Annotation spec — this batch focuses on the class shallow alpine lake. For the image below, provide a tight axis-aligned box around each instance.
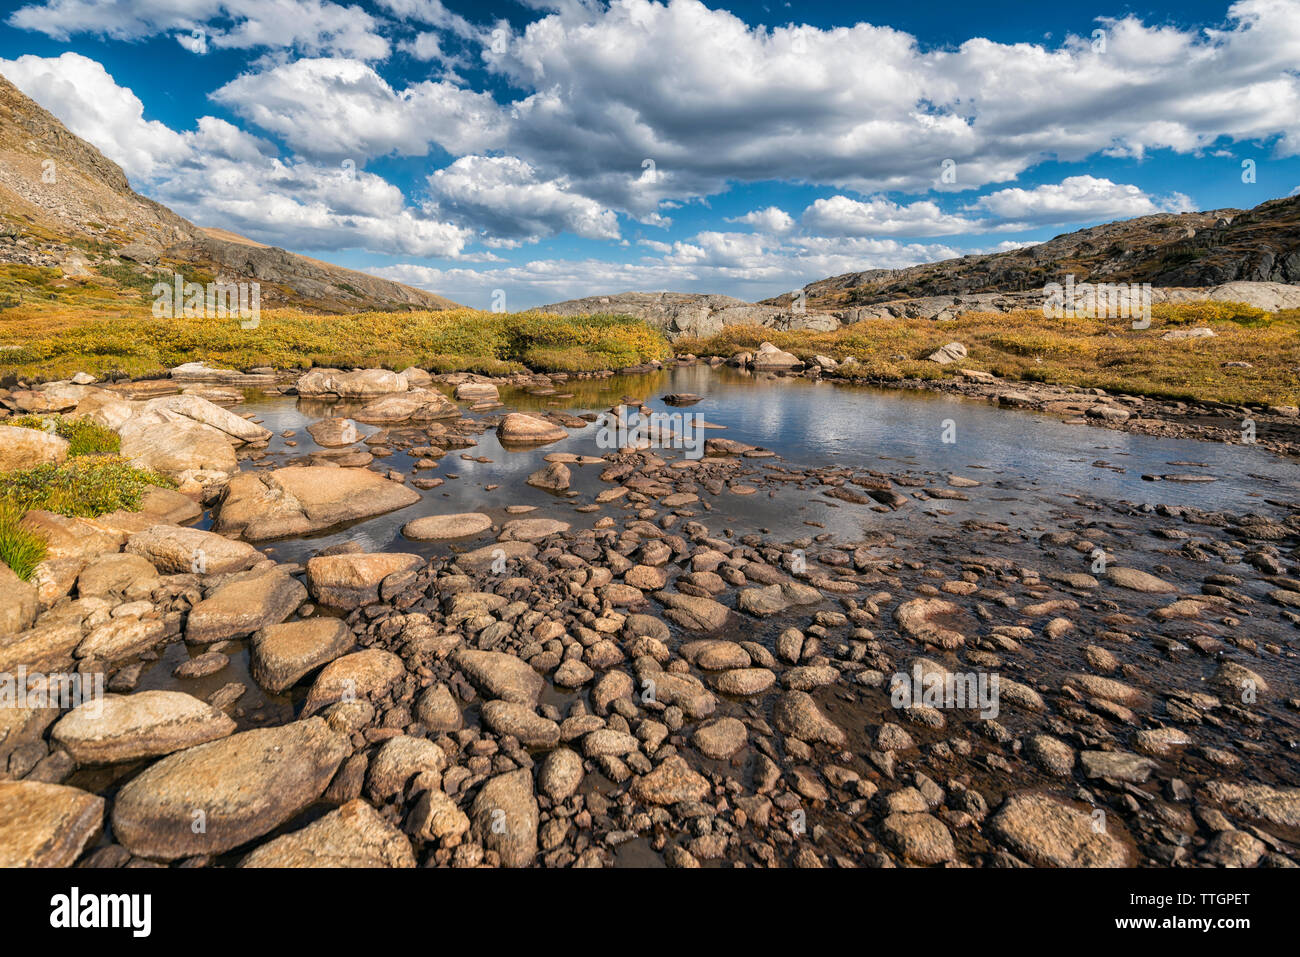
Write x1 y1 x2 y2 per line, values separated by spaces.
214 364 1299 567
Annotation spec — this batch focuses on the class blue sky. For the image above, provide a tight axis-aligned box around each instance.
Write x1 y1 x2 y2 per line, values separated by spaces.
1 0 1298 308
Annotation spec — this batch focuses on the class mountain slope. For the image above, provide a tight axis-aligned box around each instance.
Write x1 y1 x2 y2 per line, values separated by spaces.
770 195 1300 310
0 73 460 312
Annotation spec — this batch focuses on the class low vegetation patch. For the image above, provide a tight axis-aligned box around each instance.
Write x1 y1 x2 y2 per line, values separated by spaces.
677 302 1300 407
8 415 121 456
0 281 672 379
0 502 47 582
0 456 176 518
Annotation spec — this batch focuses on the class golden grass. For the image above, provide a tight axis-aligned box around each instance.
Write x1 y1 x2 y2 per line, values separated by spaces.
677 304 1300 407
0 271 672 379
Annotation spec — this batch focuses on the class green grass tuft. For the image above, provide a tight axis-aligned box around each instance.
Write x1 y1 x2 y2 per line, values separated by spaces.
0 503 47 582
0 456 176 518
8 415 121 456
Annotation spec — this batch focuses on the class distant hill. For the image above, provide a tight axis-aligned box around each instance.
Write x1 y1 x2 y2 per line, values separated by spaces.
0 72 461 313
768 195 1300 310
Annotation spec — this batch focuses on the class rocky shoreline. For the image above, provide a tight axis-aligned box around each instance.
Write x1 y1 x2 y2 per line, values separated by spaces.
2 358 1298 869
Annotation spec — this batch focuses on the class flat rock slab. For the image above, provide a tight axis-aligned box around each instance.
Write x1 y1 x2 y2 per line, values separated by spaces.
498 518 571 542
402 512 493 540
186 570 306 644
239 799 415 868
216 466 421 541
306 552 423 609
52 690 235 765
111 717 349 860
0 781 104 867
251 618 355 693
1105 566 1177 593
657 593 730 631
126 524 262 575
454 540 537 573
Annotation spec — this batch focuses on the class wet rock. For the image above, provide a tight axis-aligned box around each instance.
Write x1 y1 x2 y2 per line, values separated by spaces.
737 581 822 617
240 799 415 868
51 691 235 765
708 667 776 696
0 781 104 867
1080 750 1156 784
1212 660 1269 700
456 540 537 573
111 718 349 860
988 792 1129 867
658 593 730 631
1201 782 1300 829
1199 829 1265 868
773 691 846 746
1105 566 1176 593
894 598 966 648
250 618 355 693
691 717 747 758
631 754 711 805
1024 735 1075 777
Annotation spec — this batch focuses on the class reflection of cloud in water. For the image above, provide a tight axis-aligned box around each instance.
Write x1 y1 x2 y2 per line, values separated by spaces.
239 364 1299 566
